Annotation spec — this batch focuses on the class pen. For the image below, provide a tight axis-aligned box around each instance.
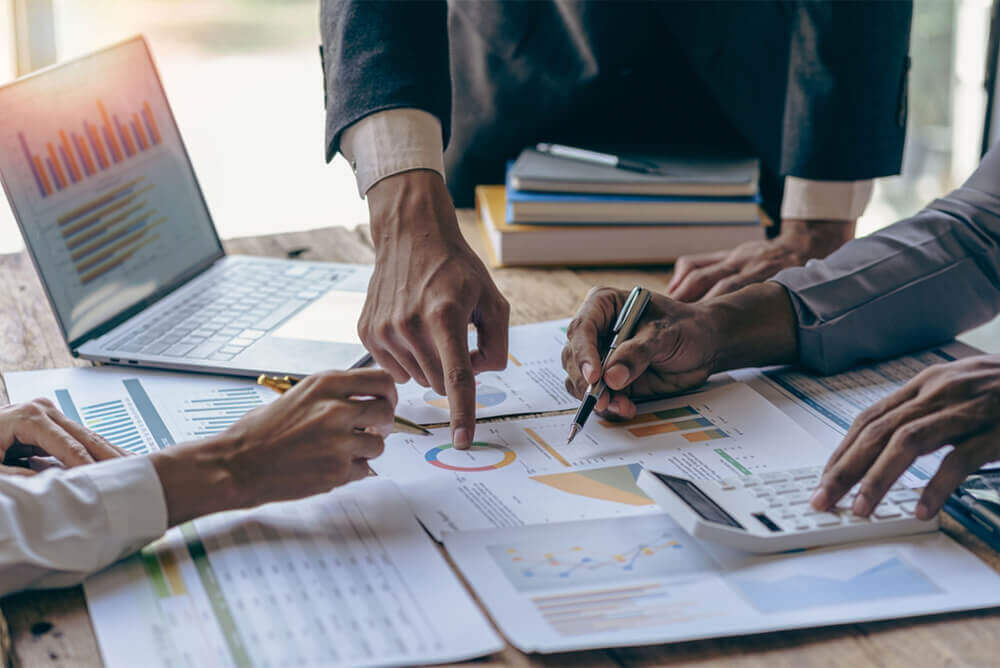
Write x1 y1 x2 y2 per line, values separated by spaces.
566 286 652 444
256 375 431 436
535 143 662 175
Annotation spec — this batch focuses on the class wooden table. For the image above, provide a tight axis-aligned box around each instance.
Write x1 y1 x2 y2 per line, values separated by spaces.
2 211 1000 667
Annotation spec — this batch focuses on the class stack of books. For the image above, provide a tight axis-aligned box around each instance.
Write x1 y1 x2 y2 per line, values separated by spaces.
476 147 765 266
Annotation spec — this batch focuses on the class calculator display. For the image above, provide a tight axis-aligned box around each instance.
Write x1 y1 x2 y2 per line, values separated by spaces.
654 472 744 529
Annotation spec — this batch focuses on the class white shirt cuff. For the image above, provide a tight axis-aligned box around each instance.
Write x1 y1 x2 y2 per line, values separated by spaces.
340 108 446 196
78 455 169 561
781 176 875 221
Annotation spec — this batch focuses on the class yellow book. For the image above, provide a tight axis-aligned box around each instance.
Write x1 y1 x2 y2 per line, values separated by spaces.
475 186 765 268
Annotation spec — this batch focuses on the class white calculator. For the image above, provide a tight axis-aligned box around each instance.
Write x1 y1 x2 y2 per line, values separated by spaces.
637 465 940 554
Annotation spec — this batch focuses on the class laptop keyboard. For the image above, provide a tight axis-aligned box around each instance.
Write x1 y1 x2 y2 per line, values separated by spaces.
105 261 343 361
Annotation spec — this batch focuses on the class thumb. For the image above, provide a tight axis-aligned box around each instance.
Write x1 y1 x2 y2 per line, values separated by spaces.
603 335 658 391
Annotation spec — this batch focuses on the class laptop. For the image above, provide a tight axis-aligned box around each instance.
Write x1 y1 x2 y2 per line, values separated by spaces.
0 36 372 377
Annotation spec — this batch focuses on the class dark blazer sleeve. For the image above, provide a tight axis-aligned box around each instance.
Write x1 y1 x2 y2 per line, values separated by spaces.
780 1 912 179
319 0 451 162
772 142 1000 375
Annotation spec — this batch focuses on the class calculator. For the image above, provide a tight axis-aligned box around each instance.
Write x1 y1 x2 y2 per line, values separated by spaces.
636 465 940 553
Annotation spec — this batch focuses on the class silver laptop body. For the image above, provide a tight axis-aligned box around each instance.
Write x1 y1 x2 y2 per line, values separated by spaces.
0 36 370 377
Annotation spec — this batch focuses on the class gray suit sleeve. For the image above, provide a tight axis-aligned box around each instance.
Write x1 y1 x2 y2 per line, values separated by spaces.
772 142 1000 375
320 0 451 162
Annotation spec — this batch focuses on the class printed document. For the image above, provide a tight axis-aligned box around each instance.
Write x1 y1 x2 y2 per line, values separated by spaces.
445 514 1000 653
372 382 833 539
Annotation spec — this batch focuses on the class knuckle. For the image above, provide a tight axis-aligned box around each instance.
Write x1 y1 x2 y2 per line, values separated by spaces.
396 311 422 336
446 365 474 387
374 321 395 341
428 300 459 325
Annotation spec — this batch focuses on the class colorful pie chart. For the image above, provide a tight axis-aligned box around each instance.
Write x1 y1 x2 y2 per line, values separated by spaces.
425 442 517 472
424 384 507 410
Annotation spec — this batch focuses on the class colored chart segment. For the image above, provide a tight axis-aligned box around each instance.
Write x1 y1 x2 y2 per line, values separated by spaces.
18 99 162 198
424 383 507 410
728 556 940 614
531 464 653 506
601 403 729 442
426 442 517 472
486 519 714 592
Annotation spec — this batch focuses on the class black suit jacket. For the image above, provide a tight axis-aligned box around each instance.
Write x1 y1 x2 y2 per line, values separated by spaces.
320 1 912 217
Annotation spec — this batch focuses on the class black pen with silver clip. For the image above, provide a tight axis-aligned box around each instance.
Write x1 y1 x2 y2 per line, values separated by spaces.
566 286 652 444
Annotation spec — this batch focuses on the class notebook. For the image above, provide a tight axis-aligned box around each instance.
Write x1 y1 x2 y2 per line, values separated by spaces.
509 148 760 197
476 186 765 267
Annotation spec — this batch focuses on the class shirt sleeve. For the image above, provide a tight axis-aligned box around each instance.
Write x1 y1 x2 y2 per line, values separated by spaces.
340 108 446 196
772 143 1000 375
0 456 168 596
780 177 875 221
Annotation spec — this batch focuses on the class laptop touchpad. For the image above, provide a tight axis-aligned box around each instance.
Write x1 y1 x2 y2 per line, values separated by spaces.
271 290 365 345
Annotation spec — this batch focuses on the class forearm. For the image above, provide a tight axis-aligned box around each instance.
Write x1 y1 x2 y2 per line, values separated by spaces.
150 436 244 527
0 457 166 595
707 282 799 373
368 170 463 255
772 146 1000 374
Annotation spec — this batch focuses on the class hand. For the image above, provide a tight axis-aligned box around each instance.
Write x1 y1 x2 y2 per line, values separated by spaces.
666 219 855 302
151 369 397 526
360 170 510 449
0 399 128 476
562 283 798 419
811 356 1000 521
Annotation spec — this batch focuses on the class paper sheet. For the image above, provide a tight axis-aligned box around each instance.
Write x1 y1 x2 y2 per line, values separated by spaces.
84 478 502 667
444 514 1000 653
394 318 576 424
732 341 993 486
5 366 279 454
372 382 833 539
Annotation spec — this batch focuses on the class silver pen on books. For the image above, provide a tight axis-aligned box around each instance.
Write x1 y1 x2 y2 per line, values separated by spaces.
566 286 652 444
535 143 661 175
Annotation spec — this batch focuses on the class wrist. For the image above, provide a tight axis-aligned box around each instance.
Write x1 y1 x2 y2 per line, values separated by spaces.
778 219 856 259
705 281 799 374
367 170 460 257
150 435 244 527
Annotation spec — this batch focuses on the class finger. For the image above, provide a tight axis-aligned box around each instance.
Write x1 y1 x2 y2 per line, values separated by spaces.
0 464 34 478
345 431 386 460
367 346 411 385
13 415 95 467
667 251 729 292
566 289 620 384
595 391 612 413
668 257 737 302
307 369 399 405
399 321 447 395
823 381 922 474
850 408 973 516
605 394 637 420
46 409 127 460
385 331 431 387
918 445 986 519
430 309 477 450
348 397 395 433
471 294 510 373
602 323 665 390
347 459 373 483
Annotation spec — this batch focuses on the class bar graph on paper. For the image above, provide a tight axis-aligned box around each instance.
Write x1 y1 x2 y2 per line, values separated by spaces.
53 378 266 453
18 99 162 199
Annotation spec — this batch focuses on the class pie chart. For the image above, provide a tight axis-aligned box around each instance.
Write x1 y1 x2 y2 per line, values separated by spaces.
424 384 507 410
425 442 517 472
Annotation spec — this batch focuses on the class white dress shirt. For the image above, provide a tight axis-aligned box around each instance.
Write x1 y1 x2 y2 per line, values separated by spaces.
0 456 167 596
341 109 874 221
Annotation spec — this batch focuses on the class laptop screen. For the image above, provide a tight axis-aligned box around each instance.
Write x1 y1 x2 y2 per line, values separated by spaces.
0 37 223 344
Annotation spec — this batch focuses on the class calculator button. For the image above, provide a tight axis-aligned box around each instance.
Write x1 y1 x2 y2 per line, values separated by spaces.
899 501 918 515
789 467 819 480
793 519 812 531
888 490 920 503
786 492 812 506
845 514 870 524
772 483 799 495
752 487 772 498
767 499 786 509
760 472 790 484
889 482 906 492
718 479 739 490
813 513 843 527
873 504 902 519
741 477 761 488
835 495 855 511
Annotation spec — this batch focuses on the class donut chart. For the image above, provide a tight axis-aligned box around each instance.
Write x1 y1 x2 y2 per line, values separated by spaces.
423 384 507 410
425 442 517 472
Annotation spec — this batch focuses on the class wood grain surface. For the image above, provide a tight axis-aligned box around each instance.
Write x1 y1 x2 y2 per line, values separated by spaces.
0 212 998 667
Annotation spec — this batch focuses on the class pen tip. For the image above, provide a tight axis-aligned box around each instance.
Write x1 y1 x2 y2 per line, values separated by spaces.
566 424 579 445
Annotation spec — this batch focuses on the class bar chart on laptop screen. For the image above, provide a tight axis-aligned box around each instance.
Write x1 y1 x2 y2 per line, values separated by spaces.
0 39 220 341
